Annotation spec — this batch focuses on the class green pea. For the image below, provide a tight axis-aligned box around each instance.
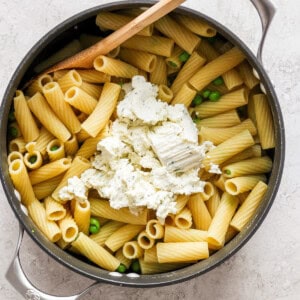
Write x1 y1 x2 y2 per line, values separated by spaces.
50 145 59 151
202 90 211 99
116 264 127 273
168 61 178 68
8 111 16 122
131 260 141 273
89 217 100 234
179 51 190 62
224 169 231 175
191 94 203 107
209 91 221 102
192 116 201 124
29 155 37 164
212 77 224 86
8 126 18 138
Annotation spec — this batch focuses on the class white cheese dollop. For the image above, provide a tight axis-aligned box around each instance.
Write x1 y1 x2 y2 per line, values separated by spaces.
58 76 220 222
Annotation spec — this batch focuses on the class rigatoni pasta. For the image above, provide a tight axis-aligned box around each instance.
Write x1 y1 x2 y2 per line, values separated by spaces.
6 8 276 276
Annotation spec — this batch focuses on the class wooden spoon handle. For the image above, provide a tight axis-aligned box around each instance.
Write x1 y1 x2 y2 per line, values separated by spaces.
46 0 186 72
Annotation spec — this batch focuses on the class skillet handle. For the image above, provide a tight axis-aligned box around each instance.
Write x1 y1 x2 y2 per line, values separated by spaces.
6 224 98 300
250 0 276 64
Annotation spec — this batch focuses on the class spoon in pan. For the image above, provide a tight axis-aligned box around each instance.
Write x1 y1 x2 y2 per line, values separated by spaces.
44 0 186 74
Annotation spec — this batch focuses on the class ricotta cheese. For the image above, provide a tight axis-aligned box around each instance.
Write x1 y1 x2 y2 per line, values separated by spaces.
58 76 220 223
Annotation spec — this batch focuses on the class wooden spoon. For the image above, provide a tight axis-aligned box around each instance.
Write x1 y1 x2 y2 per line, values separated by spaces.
45 0 186 73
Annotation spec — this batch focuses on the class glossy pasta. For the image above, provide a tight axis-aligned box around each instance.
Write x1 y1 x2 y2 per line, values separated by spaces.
6 9 276 276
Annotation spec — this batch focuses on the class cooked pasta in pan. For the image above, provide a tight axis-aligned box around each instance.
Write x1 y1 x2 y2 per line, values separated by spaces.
6 8 275 276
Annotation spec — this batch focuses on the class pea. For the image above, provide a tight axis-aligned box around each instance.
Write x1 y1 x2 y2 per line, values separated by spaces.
179 51 190 62
192 116 201 124
131 260 141 273
191 94 203 107
8 111 16 122
29 155 37 164
212 77 224 86
50 145 59 151
8 126 18 138
209 91 221 102
202 90 211 99
224 169 231 175
89 217 100 234
116 264 127 273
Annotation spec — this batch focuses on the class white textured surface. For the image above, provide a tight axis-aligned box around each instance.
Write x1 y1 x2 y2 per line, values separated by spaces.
0 0 299 299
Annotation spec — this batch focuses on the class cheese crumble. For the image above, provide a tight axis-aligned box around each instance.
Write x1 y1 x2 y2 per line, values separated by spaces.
59 76 219 223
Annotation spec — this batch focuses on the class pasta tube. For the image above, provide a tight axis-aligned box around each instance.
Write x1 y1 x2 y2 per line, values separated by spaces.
139 259 188 274
32 175 63 200
122 241 144 259
28 199 62 242
230 181 268 231
155 15 201 54
225 175 267 195
164 226 208 243
171 51 206 95
65 87 98 115
90 221 124 246
137 230 155 250
188 193 212 230
122 35 174 57
118 48 157 73
13 90 39 142
199 119 257 145
44 196 66 221
57 70 82 93
72 232 120 271
9 159 36 206
27 93 71 142
156 242 209 263
145 219 164 239
29 158 72 185
42 82 81 134
81 82 121 138
94 55 138 78
90 199 148 225
194 88 248 119
202 130 255 170
189 47 245 91
96 11 153 36
253 94 275 149
73 200 91 235
175 14 217 37
207 192 239 247
222 156 273 178
105 224 144 252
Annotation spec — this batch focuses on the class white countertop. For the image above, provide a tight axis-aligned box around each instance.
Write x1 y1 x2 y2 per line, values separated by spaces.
0 0 299 299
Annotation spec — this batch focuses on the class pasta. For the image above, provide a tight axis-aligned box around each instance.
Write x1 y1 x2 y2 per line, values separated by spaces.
207 192 239 247
27 93 71 142
27 199 62 242
42 82 81 134
72 232 120 271
122 35 174 57
230 181 268 231
105 224 144 252
155 15 201 54
6 9 276 275
156 242 209 263
81 82 121 137
13 90 39 142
